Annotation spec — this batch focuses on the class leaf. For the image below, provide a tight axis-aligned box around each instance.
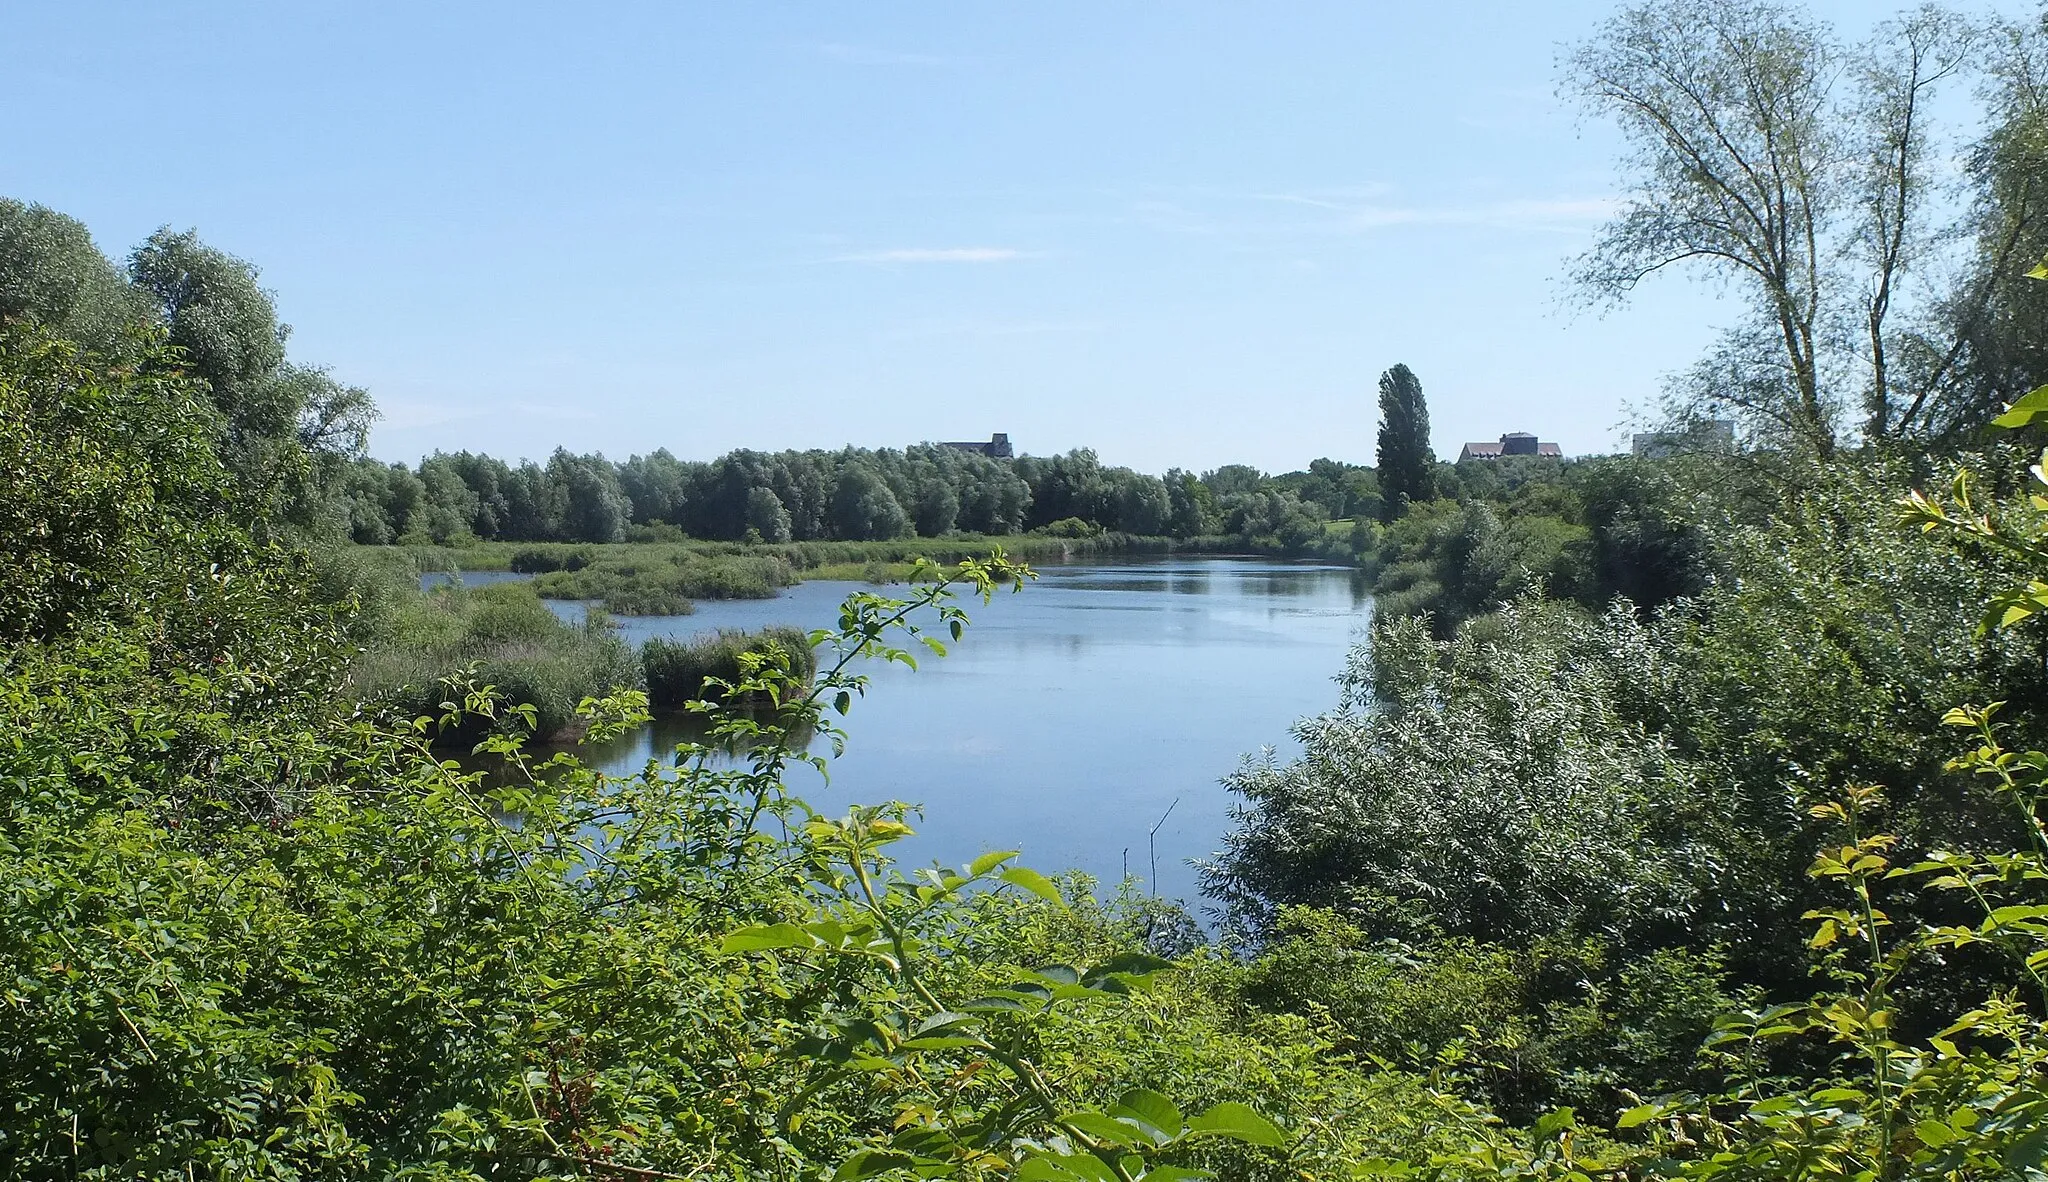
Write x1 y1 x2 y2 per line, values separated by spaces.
898 1036 984 1050
959 995 1033 1014
968 849 1020 877
834 691 851 715
913 1011 974 1036
1137 1169 1214 1182
1531 1108 1578 1143
1064 1111 1147 1147
1994 384 2048 428
1915 1119 1956 1148
1085 951 1175 985
1016 1161 1084 1182
1111 1089 1184 1143
1186 1101 1285 1147
835 1149 919 1180
1001 865 1065 906
719 923 810 954
1019 1156 1117 1182
1616 1104 1661 1129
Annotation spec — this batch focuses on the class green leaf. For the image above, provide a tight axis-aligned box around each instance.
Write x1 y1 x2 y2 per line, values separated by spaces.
1031 964 1080 986
1019 1156 1117 1182
1111 1088 1183 1142
1531 1108 1578 1143
1064 1111 1146 1147
1915 1119 1956 1148
959 995 1033 1014
913 1011 974 1036
898 1035 985 1050
719 923 810 954
1016 1161 1083 1182
1186 1102 1284 1147
1085 951 1175 985
834 691 851 715
1136 1169 1214 1182
968 849 1020 877
1993 384 2048 428
1617 1104 1660 1129
1001 865 1065 906
835 1149 918 1180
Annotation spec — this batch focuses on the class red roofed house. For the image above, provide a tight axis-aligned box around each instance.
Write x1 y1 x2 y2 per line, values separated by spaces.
1458 432 1562 462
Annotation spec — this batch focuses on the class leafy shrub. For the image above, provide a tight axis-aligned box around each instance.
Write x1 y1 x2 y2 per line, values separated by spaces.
507 545 594 573
1206 600 1714 950
1035 515 1101 538
1235 908 1740 1121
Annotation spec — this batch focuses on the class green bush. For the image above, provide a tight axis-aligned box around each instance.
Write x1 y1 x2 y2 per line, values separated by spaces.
641 626 815 709
529 554 797 614
347 580 641 741
507 545 594 573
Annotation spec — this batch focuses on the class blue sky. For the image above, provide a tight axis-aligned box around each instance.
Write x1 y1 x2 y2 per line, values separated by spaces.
0 1 1934 473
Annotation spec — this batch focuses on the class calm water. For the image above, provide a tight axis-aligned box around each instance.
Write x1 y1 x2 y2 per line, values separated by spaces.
429 559 1372 903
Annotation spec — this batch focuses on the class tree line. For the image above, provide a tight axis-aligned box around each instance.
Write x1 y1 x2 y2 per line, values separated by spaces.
337 445 1390 546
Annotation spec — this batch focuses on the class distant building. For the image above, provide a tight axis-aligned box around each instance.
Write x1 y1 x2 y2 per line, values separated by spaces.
1458 432 1562 462
940 433 1014 459
1632 420 1735 458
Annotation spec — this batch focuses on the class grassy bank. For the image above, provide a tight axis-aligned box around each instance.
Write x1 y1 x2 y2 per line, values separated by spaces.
529 553 797 613
382 529 1359 583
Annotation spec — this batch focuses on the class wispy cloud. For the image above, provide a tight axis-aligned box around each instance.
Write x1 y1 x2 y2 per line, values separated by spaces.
1135 190 1616 238
1341 196 1618 233
881 319 1103 341
815 43 956 67
831 247 1035 264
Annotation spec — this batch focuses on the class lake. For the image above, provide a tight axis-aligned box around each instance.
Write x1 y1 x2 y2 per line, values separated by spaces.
430 559 1373 904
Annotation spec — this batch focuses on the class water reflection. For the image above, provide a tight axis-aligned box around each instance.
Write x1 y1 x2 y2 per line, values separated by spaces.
576 557 1370 902
423 557 1370 901
544 707 816 770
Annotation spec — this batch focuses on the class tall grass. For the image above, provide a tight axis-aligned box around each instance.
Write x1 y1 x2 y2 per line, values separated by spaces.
641 626 816 710
529 554 796 614
347 580 641 743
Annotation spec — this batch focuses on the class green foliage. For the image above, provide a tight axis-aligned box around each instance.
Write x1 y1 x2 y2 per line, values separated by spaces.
1237 909 1741 1122
0 198 147 356
1207 599 1713 952
348 579 641 741
0 325 232 643
641 626 816 709
128 226 372 512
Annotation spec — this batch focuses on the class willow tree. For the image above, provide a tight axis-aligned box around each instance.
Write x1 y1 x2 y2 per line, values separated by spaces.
1565 0 1980 454
1376 363 1435 521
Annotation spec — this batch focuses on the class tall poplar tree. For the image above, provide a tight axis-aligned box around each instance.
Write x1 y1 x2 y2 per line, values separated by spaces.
1375 363 1435 521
